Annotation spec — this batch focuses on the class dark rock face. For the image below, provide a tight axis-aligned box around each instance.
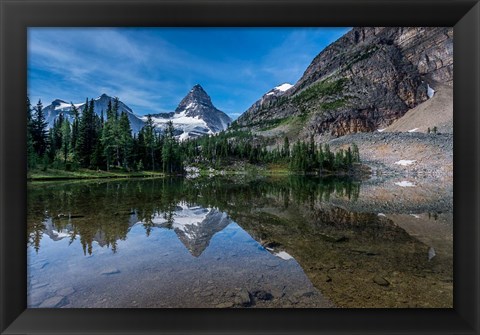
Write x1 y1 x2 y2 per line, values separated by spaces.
237 27 453 138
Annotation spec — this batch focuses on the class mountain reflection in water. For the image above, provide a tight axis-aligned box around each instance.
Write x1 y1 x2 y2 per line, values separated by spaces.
27 176 452 308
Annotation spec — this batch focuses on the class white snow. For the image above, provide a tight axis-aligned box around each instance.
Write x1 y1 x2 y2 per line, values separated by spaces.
52 230 70 239
185 102 196 110
394 160 416 166
410 214 420 218
141 110 214 140
171 203 211 240
275 251 294 260
427 84 435 98
265 83 293 96
394 181 416 187
55 102 83 110
378 213 386 217
377 128 386 132
150 202 211 238
408 128 419 133
178 132 190 142
275 83 293 92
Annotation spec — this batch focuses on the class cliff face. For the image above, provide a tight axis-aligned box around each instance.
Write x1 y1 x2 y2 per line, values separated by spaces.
237 27 453 138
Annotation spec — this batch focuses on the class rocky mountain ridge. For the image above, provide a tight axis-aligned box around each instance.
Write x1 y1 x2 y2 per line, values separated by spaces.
43 94 146 133
236 27 453 140
42 85 231 140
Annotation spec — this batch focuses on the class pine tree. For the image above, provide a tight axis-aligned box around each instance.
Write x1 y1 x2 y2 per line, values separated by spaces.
282 136 290 158
31 99 49 157
118 111 133 169
101 100 116 171
27 96 36 169
76 98 96 168
70 104 80 166
351 143 360 162
162 120 176 173
61 118 71 169
90 112 105 169
144 115 156 170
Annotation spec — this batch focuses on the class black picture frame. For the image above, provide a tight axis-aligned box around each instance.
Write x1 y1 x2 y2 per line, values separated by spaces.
1 0 479 334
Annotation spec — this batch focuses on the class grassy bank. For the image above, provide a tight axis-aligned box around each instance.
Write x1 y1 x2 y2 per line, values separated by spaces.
28 168 165 181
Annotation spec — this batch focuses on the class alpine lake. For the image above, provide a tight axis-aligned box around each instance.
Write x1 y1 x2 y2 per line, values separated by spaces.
27 174 453 308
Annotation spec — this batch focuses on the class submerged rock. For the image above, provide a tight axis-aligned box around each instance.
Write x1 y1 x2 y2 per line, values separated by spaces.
373 275 390 286
101 268 120 275
38 295 66 308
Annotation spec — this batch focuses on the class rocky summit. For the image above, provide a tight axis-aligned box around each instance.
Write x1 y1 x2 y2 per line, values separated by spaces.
147 84 232 140
236 27 453 140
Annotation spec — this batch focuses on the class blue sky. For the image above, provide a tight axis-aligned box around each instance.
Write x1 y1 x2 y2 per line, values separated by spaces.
28 27 350 119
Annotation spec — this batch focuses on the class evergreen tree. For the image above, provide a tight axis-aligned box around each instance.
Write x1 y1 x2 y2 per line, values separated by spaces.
26 96 36 169
282 136 290 158
90 112 105 169
61 118 71 169
76 98 96 167
162 121 176 173
144 115 156 170
351 143 360 162
70 104 80 166
118 111 133 169
101 100 116 171
31 99 49 157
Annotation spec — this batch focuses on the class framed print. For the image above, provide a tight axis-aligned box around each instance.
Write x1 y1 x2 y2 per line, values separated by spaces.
1 0 479 334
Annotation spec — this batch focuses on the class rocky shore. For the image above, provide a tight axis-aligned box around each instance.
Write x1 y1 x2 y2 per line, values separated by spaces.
329 132 453 180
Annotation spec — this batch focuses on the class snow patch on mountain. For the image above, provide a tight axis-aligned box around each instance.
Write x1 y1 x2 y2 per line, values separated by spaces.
265 83 293 96
275 83 293 92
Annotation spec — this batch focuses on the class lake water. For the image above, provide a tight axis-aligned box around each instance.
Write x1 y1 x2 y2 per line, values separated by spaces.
27 175 453 308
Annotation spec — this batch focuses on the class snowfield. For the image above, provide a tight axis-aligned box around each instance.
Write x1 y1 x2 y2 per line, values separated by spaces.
142 110 214 141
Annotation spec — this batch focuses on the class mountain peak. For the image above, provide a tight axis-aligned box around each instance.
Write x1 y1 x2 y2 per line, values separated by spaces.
188 84 210 101
191 84 204 91
176 85 214 113
51 99 67 106
171 85 232 135
96 93 111 100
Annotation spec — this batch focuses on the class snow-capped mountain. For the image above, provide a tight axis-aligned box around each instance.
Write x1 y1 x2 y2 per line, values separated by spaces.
42 94 145 133
150 202 232 257
145 84 232 140
41 85 231 140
